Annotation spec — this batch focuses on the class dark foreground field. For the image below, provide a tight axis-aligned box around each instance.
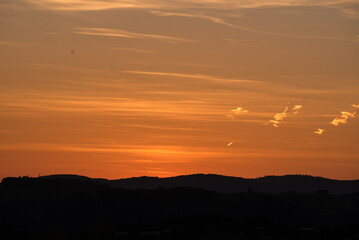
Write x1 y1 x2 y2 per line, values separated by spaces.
1 175 359 240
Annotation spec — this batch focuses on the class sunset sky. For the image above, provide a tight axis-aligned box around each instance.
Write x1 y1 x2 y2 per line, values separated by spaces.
1 0 359 180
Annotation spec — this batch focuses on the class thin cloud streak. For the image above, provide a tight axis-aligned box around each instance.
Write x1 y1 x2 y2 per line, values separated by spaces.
124 70 260 83
0 91 230 122
151 10 359 43
9 1 358 43
332 5 359 20
150 10 229 25
0 41 31 49
0 142 236 161
23 0 359 11
30 63 109 73
108 47 155 53
127 124 203 132
74 28 192 42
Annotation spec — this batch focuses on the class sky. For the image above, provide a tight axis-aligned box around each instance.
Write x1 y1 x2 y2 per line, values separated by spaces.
1 0 359 180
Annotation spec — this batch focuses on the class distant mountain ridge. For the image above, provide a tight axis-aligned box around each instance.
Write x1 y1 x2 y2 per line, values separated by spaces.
28 173 359 194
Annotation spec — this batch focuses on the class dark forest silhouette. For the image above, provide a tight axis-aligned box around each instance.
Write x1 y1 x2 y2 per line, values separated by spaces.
1 174 359 239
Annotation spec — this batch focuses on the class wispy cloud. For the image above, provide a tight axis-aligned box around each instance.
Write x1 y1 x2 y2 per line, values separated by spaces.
225 38 267 44
30 63 108 73
313 129 325 135
150 10 359 43
0 142 235 162
352 104 359 108
332 5 359 20
123 70 260 83
0 91 228 122
10 1 358 43
0 41 30 49
330 111 356 126
73 28 192 42
22 0 153 10
23 0 359 11
150 10 230 26
107 47 155 53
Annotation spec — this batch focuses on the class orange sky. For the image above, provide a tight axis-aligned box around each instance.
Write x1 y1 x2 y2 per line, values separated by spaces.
1 0 359 180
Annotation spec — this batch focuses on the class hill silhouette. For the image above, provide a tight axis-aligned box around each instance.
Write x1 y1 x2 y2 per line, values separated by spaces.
1 174 359 239
109 173 359 194
34 173 359 194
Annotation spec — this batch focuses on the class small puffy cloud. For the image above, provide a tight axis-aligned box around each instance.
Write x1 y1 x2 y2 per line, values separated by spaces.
331 118 346 126
293 105 302 114
314 129 325 135
343 111 356 118
268 120 280 128
274 111 287 121
330 111 356 126
267 106 289 127
267 104 302 127
230 107 249 115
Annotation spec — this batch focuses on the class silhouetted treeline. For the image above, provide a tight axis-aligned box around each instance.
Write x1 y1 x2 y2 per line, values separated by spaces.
1 176 359 240
110 174 359 194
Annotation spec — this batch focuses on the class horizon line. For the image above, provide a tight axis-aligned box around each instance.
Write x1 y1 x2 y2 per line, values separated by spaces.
2 172 359 182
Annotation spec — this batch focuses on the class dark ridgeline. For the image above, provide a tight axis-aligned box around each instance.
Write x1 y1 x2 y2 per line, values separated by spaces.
109 173 359 194
1 174 359 240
